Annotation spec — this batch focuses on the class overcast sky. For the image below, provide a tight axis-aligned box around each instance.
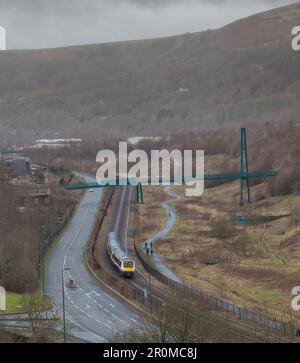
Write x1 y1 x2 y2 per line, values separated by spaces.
0 0 297 49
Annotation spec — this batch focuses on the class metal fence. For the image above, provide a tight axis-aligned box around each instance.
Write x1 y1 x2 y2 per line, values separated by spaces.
134 241 298 338
41 205 75 254
178 255 240 266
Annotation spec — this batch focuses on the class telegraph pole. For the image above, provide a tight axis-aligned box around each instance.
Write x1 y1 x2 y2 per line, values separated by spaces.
62 266 70 343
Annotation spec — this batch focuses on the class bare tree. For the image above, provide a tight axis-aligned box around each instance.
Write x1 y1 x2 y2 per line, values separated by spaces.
111 291 246 343
21 293 59 343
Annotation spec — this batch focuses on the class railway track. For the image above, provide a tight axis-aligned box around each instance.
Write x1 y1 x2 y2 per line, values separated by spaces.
112 185 170 301
88 184 169 304
89 184 295 342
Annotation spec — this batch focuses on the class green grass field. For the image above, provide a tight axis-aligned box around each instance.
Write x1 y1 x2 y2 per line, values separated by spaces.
1 195 81 316
0 292 25 315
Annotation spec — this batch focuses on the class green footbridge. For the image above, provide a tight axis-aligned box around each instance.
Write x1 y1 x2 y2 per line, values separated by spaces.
65 128 279 206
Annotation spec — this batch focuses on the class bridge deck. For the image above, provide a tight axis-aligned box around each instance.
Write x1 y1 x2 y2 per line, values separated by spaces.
64 171 279 190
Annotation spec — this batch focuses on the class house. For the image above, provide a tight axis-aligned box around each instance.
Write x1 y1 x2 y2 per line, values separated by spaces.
3 155 31 175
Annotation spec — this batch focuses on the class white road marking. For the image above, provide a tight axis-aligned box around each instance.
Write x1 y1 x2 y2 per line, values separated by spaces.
51 182 139 342
51 303 105 342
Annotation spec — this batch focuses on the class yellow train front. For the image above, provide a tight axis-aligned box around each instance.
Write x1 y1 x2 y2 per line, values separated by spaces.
121 258 135 278
107 232 136 278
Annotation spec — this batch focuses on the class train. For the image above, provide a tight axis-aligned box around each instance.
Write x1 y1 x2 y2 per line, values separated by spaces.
107 232 135 278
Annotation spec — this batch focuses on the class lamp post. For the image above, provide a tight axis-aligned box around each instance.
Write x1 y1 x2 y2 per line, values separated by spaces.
42 261 45 301
38 211 46 280
148 271 151 294
38 223 45 279
62 266 70 343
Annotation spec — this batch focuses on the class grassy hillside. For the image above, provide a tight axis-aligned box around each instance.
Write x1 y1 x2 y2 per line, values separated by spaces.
0 3 300 143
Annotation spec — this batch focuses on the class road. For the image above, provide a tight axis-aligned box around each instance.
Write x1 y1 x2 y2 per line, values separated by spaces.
141 187 292 338
45 175 139 343
141 186 182 283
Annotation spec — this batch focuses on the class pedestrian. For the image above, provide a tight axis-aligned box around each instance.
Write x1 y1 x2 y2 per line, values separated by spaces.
145 242 148 250
150 242 153 249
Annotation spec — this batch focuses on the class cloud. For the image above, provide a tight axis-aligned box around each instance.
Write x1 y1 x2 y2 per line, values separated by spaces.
0 0 297 49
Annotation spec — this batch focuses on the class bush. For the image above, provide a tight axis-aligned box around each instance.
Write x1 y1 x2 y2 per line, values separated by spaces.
211 218 236 238
269 165 300 196
291 204 300 226
232 234 250 257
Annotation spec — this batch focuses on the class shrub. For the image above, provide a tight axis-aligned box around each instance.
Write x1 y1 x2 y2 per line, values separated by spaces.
211 218 236 238
232 234 250 257
291 204 300 226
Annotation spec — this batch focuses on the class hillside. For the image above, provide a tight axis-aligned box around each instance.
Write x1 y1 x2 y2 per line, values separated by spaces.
0 2 300 143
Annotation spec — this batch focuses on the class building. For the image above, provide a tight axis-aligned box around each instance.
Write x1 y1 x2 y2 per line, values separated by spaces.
32 138 82 149
3 155 31 175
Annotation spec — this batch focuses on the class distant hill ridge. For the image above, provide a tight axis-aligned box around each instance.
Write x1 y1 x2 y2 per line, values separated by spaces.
0 2 300 143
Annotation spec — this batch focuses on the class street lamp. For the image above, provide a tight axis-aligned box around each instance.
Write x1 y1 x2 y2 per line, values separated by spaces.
62 266 70 343
38 222 46 279
148 271 151 293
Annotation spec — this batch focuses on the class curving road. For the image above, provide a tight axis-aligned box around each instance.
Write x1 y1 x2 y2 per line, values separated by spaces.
45 175 139 343
141 186 182 283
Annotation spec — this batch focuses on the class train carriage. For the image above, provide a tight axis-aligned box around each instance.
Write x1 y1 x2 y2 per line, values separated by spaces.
107 232 135 278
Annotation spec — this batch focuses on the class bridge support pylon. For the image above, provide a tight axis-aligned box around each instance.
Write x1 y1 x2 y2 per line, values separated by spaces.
136 183 144 204
240 128 251 206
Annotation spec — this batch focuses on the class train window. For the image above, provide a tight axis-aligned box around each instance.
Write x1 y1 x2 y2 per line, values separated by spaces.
114 255 121 266
123 260 134 268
